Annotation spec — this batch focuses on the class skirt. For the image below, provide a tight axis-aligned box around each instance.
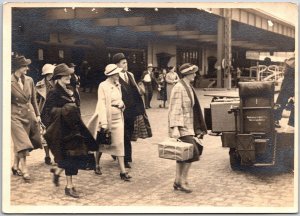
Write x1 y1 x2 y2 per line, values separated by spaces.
99 114 124 156
177 135 203 163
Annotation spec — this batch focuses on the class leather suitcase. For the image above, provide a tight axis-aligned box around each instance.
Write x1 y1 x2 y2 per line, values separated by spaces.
210 101 240 132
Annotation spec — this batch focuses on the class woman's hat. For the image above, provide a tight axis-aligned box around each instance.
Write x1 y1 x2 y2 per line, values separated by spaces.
104 64 123 76
42 64 56 75
12 56 31 71
112 53 126 64
179 63 198 76
52 63 74 80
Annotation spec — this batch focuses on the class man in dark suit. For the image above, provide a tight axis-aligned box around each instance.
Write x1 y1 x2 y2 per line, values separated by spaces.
140 64 157 109
112 53 145 168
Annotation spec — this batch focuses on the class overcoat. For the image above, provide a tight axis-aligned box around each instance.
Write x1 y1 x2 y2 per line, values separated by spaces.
36 78 54 113
42 83 97 163
11 74 42 153
87 80 125 139
168 80 207 137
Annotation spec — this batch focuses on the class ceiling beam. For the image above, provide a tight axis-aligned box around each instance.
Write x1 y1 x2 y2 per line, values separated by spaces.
94 17 146 26
131 24 176 32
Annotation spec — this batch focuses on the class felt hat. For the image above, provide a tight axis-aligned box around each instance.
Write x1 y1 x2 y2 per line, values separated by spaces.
112 53 126 64
104 64 123 76
147 63 153 68
12 56 31 71
52 63 74 80
41 64 55 75
179 63 198 76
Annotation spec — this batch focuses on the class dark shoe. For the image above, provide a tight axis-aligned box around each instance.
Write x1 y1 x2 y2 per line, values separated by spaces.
94 166 102 175
11 167 23 176
65 187 79 198
23 173 31 183
125 162 131 169
111 155 117 161
120 172 131 181
275 120 281 128
173 182 192 193
45 156 52 165
50 168 60 187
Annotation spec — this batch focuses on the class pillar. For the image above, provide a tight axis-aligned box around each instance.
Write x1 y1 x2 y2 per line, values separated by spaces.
217 16 225 88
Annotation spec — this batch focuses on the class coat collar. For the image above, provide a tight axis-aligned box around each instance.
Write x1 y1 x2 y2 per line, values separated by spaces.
11 74 30 98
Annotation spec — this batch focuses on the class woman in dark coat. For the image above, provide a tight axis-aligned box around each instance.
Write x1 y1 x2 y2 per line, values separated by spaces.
11 55 42 182
42 64 97 198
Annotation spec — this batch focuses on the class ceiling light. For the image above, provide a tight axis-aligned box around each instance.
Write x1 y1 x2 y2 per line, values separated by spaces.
268 20 273 27
72 7 75 10
154 8 158 12
64 8 68 13
91 8 96 12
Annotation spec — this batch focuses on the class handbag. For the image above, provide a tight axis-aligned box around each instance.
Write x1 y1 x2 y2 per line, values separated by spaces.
193 137 203 156
138 82 145 95
96 128 112 145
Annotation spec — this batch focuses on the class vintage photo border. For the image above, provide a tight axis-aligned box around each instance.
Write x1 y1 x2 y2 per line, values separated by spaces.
1 1 299 213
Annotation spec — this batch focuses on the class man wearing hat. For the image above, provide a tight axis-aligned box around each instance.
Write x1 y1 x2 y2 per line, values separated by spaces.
274 57 295 128
140 63 157 109
11 55 42 182
36 63 56 165
168 63 207 193
112 53 146 168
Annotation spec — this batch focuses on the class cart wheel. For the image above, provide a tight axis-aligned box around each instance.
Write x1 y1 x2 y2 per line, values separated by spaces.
229 148 241 170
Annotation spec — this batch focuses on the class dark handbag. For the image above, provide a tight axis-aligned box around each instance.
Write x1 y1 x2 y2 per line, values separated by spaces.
96 128 112 145
193 137 204 156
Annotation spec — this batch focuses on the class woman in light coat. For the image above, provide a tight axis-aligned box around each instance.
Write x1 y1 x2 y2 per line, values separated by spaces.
166 66 179 103
11 55 42 182
88 64 131 181
168 63 207 193
36 63 55 165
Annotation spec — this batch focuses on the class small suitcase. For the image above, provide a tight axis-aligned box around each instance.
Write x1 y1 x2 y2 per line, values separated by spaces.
158 138 193 161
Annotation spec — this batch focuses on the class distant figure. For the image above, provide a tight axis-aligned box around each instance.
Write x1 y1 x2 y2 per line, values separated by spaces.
166 66 179 102
157 69 168 108
274 57 295 128
141 64 158 109
79 60 93 93
67 63 80 106
36 63 56 165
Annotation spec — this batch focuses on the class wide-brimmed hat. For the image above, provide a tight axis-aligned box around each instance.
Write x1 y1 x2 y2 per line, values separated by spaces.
147 63 153 68
51 63 74 80
112 53 126 64
179 63 198 76
42 64 55 75
12 56 31 71
104 64 123 76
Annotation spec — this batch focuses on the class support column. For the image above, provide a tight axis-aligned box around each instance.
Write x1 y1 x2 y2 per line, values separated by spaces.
224 9 232 89
217 15 225 88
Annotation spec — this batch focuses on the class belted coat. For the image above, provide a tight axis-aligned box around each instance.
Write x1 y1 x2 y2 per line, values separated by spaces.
11 74 42 153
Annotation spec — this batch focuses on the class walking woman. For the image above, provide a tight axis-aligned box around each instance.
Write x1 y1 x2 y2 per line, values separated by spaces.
168 63 207 193
157 69 168 108
42 64 97 198
88 64 131 181
36 63 56 165
11 55 42 182
166 66 179 102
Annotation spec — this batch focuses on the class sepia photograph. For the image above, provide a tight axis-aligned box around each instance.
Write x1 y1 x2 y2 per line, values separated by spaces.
2 1 298 213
